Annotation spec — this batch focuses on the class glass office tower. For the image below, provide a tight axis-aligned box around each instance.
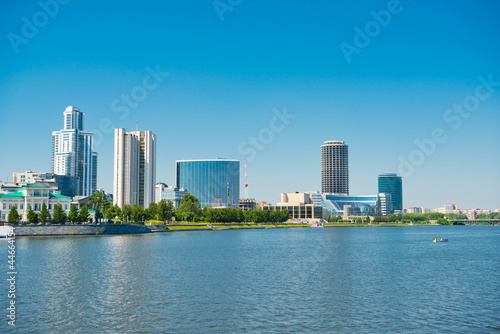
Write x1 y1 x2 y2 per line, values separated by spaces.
378 173 403 213
176 159 240 208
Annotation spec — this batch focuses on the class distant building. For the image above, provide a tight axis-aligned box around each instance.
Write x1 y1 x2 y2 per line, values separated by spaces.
378 173 402 214
444 203 457 213
239 199 256 210
321 141 349 195
434 207 446 214
378 193 392 216
264 205 325 220
495 209 500 213
113 128 157 209
406 207 422 214
155 183 187 209
0 182 72 221
275 192 328 220
176 159 240 208
305 191 322 207
51 106 97 196
12 171 77 197
321 194 378 217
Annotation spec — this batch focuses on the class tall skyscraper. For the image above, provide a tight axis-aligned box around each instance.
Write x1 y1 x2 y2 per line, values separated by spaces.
52 106 97 196
378 173 403 213
113 128 156 208
321 141 349 195
176 159 240 208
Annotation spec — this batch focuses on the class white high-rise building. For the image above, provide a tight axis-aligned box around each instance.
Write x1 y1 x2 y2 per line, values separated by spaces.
51 106 97 196
113 128 156 209
321 141 349 195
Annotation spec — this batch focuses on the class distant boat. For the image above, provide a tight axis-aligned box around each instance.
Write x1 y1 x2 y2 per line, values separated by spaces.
433 238 448 242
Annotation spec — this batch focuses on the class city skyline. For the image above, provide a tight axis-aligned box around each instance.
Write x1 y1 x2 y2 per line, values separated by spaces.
1 1 499 210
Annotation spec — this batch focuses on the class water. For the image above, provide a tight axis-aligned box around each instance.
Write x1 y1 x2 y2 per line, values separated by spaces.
1 226 499 333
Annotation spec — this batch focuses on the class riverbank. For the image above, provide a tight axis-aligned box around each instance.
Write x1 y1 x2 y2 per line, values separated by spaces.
1 224 152 237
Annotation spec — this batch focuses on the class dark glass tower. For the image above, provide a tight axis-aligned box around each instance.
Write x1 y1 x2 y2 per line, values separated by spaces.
378 173 403 213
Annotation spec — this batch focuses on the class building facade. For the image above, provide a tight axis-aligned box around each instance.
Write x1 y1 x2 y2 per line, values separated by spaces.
176 159 240 208
113 129 157 208
321 141 349 195
0 183 72 222
155 183 187 209
378 173 402 214
263 205 324 220
378 193 392 216
321 194 378 217
51 106 97 196
13 171 77 197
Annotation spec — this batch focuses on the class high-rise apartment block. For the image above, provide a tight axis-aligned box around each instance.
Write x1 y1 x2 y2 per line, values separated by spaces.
51 106 97 196
113 128 156 208
321 141 349 195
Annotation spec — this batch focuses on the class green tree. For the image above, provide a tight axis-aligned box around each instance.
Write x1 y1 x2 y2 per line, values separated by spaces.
27 205 38 224
104 205 121 221
52 204 67 224
131 205 145 222
437 217 451 225
39 203 51 224
7 205 20 224
79 206 90 223
122 205 132 222
177 194 201 219
68 204 79 223
157 199 174 221
146 202 158 220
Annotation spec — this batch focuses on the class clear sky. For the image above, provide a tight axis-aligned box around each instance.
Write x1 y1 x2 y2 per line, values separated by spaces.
1 0 499 210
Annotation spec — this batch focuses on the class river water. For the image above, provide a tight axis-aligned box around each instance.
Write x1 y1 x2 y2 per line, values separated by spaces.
1 225 499 333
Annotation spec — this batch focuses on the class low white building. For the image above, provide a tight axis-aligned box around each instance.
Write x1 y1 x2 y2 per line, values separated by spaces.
0 182 72 222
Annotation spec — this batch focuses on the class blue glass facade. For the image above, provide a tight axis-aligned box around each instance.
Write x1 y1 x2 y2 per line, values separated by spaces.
378 173 403 213
176 159 240 208
321 194 378 216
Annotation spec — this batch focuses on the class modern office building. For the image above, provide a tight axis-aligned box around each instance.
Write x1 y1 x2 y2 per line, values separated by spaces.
113 128 157 209
378 193 392 216
321 194 378 216
51 106 97 196
378 173 403 214
176 159 240 208
321 141 349 195
155 183 188 209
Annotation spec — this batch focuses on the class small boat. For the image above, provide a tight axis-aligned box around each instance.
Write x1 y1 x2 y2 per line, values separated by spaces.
433 238 448 242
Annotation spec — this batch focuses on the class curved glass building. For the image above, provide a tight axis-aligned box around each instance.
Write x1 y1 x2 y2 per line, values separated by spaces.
321 194 378 216
378 173 403 213
176 159 240 208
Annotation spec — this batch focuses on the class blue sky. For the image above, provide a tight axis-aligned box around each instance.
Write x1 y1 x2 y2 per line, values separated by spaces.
1 0 499 209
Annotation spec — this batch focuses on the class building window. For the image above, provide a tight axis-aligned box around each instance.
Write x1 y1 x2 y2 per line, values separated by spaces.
2 204 5 210
20 204 23 210
48 204 52 210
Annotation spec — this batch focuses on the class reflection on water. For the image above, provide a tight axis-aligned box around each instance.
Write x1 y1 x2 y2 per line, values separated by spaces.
1 226 499 333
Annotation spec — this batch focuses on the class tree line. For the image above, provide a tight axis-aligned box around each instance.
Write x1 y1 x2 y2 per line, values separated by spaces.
7 192 288 224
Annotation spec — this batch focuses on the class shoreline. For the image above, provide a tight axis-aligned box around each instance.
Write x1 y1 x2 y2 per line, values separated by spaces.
0 222 494 238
